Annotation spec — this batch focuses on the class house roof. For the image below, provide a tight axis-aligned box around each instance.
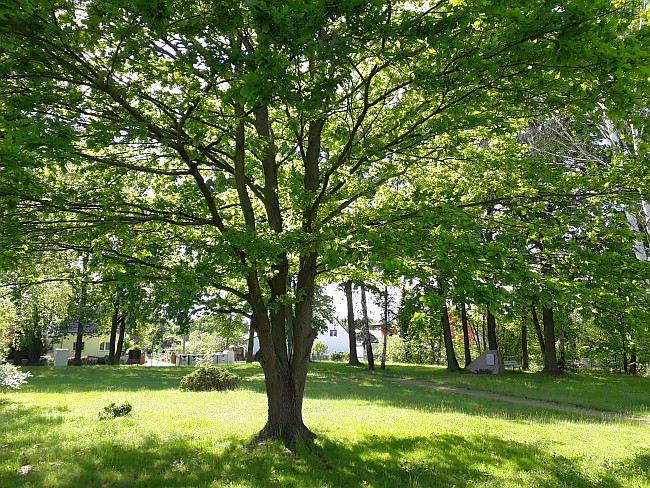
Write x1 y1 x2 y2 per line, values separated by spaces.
66 321 98 334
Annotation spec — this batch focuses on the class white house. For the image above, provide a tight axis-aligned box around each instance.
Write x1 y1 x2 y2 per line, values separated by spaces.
315 324 380 360
315 323 350 354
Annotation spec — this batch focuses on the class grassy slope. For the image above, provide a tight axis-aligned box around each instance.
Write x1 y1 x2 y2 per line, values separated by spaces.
0 363 647 488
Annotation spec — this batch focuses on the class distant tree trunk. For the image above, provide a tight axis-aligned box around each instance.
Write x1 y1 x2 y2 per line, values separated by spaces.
481 313 487 350
531 304 546 357
360 283 374 370
629 348 637 375
460 302 472 367
472 321 482 354
114 314 126 364
27 308 42 365
108 299 119 365
441 304 461 372
487 306 498 350
73 254 89 366
246 318 256 363
541 306 561 375
557 328 566 371
521 315 530 370
344 281 361 366
380 285 388 369
73 324 84 366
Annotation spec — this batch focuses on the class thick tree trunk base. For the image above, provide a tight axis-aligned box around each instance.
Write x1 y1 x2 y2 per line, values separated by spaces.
254 421 316 452
347 360 361 366
540 367 563 376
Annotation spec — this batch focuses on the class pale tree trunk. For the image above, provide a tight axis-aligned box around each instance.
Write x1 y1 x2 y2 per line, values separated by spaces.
360 283 374 370
380 285 388 369
344 281 361 366
541 306 561 375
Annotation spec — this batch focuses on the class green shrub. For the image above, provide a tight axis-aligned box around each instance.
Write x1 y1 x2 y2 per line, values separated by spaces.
330 351 349 362
179 365 239 392
98 401 132 420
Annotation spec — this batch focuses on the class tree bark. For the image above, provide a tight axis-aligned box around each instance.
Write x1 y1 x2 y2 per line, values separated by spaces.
541 306 561 375
487 306 498 350
360 283 374 370
441 304 461 372
108 298 119 365
344 281 361 366
114 314 126 364
460 302 472 367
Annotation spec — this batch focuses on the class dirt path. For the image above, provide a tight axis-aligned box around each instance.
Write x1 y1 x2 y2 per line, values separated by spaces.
376 376 650 424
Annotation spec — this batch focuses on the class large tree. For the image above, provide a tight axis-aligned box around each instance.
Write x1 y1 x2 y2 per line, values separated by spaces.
1 0 646 445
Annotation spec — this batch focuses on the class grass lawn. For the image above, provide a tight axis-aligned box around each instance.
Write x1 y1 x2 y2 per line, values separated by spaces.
0 362 648 488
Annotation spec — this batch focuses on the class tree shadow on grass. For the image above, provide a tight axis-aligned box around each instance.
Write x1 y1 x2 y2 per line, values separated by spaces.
1 430 625 488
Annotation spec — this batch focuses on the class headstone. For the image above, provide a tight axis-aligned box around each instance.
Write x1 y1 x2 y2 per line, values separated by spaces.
54 349 69 367
467 349 504 374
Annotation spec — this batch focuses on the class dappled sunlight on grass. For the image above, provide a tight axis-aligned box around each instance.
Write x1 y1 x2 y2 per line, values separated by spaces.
1 363 648 487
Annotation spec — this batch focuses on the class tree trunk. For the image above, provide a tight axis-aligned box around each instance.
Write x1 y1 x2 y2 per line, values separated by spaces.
73 323 84 366
557 327 566 371
481 313 487 350
108 299 119 365
255 358 315 451
247 318 256 363
253 250 318 449
531 304 546 357
380 285 388 369
487 306 498 350
360 283 374 370
541 306 561 375
472 322 482 354
521 317 530 370
344 281 361 366
460 302 472 367
114 314 126 364
442 304 461 372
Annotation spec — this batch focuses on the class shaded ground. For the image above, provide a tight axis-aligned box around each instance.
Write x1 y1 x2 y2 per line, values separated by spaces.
375 376 650 424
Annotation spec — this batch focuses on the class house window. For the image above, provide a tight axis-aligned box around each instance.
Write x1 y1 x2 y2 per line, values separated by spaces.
329 329 337 337
72 342 85 351
99 341 111 352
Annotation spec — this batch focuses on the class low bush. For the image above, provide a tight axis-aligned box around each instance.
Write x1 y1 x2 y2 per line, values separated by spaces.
0 363 31 391
98 401 132 420
180 365 239 392
330 351 349 362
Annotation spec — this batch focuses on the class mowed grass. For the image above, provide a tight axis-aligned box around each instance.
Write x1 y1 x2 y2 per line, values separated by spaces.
0 362 647 488
339 362 650 416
